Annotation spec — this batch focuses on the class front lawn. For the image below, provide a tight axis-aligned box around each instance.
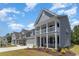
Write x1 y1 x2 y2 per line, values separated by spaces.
0 45 78 56
0 47 75 56
70 45 79 56
0 49 51 56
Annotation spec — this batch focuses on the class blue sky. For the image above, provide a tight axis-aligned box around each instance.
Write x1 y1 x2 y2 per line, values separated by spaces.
0 3 79 36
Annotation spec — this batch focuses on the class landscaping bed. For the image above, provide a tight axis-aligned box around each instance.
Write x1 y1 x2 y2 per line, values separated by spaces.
27 48 76 56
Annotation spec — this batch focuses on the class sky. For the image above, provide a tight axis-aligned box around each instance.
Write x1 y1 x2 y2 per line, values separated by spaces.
0 3 79 36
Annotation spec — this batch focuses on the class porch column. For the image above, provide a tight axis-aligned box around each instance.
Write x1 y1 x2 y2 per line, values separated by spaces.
40 26 41 47
55 21 57 50
35 29 37 47
46 23 48 48
15 40 17 45
17 40 19 45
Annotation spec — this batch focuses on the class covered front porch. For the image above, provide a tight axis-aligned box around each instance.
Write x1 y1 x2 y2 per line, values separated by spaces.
36 34 59 49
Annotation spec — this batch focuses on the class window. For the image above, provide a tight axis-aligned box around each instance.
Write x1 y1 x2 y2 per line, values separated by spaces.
22 32 24 34
49 37 53 44
13 40 15 44
57 22 59 27
57 35 59 44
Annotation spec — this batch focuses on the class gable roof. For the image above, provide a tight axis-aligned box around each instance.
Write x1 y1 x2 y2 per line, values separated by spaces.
21 29 29 33
34 9 58 26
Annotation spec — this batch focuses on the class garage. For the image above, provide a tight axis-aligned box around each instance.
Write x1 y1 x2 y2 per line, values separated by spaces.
26 37 36 48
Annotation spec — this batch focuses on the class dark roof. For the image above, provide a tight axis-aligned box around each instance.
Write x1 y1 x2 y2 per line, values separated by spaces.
21 29 29 32
13 32 19 34
57 15 68 19
34 9 68 26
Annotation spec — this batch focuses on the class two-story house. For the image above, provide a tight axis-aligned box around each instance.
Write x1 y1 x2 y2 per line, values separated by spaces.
11 29 35 47
11 9 71 49
34 9 71 49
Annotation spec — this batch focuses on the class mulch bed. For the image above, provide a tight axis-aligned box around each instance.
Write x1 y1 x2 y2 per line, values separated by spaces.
26 48 76 56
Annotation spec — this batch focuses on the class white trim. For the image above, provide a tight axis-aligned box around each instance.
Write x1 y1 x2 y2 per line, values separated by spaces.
46 23 48 48
40 26 41 47
55 21 57 50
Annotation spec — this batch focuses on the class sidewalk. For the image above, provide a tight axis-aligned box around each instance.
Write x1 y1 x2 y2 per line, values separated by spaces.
0 46 28 52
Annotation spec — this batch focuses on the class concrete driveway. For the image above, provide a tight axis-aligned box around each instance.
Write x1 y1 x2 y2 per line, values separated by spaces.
0 46 28 52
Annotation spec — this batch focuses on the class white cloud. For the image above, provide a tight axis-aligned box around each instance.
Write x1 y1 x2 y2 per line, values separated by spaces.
56 6 77 17
26 3 37 9
8 21 34 31
26 23 34 30
24 3 37 12
0 8 20 22
0 10 7 21
57 9 65 15
64 6 77 16
2 8 20 14
0 7 25 31
71 19 79 29
8 22 25 31
50 3 67 10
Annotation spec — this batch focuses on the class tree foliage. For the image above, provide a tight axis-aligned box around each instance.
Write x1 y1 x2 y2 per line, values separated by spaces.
6 33 12 44
71 25 79 44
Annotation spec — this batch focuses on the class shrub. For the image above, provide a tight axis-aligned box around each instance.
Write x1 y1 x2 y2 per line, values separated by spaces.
51 49 56 53
64 48 69 52
60 48 66 54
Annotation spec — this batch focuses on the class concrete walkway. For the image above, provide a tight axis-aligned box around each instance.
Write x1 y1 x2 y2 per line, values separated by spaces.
0 46 28 52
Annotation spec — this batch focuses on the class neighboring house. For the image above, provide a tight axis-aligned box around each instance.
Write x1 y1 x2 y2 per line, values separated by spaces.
12 30 27 46
0 36 8 47
12 29 35 47
11 9 71 49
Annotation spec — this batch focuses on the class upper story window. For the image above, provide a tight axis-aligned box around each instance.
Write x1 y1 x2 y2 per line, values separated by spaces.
22 32 24 34
57 22 59 27
12 34 16 38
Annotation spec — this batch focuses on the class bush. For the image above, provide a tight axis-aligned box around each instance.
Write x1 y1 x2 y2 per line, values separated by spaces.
51 49 56 53
64 48 69 52
60 48 66 54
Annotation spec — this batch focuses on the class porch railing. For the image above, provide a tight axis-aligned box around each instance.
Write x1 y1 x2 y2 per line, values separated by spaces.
35 26 58 35
36 30 40 35
48 26 55 32
41 29 46 34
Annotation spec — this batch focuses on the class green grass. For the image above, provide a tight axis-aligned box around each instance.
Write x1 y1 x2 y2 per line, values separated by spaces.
0 49 51 56
70 45 79 56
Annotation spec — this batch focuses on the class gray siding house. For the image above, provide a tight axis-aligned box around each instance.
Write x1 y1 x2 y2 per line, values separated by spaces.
11 9 71 49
